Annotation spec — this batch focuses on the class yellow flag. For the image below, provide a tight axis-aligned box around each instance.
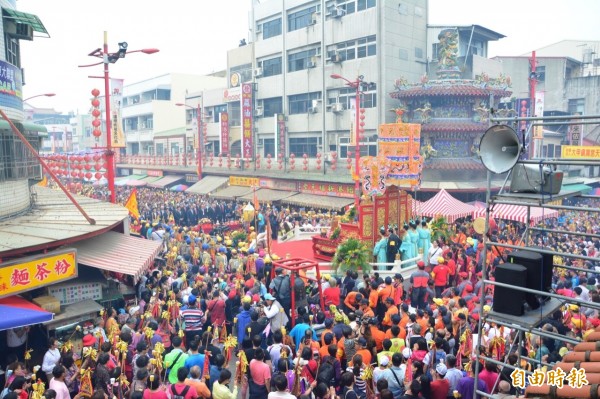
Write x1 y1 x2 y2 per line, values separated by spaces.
37 176 48 187
125 188 140 220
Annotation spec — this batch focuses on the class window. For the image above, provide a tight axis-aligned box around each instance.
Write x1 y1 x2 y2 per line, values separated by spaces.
262 18 282 39
4 36 20 67
155 143 164 156
289 137 319 157
288 6 317 32
263 138 275 156
568 98 585 115
262 97 283 117
335 0 376 15
288 48 319 72
535 65 546 82
399 48 408 60
327 85 377 110
288 92 321 114
328 35 376 62
261 56 282 77
415 47 423 59
338 136 377 158
229 102 241 126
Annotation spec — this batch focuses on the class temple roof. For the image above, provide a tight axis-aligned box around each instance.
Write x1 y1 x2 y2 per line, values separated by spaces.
390 83 512 99
421 120 488 133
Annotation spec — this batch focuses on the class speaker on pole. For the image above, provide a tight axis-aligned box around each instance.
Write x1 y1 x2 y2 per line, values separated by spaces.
479 125 521 174
493 263 527 316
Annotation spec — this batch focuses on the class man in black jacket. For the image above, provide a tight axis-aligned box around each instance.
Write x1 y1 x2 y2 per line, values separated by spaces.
387 227 400 266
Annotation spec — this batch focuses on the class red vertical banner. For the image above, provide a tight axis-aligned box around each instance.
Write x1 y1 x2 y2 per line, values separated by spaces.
276 114 286 158
220 112 229 155
241 83 253 158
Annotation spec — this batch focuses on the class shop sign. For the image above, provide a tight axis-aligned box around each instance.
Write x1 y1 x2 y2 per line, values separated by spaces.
562 145 600 159
0 249 78 299
147 170 163 177
222 86 241 103
297 181 355 198
186 174 199 183
241 83 254 158
259 178 296 191
0 60 23 111
230 176 259 187
275 114 286 159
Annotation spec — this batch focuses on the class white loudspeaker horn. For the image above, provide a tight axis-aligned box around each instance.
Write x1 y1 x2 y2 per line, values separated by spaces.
479 125 521 174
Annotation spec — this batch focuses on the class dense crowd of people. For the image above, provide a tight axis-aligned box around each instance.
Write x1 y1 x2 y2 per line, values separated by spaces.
7 184 600 399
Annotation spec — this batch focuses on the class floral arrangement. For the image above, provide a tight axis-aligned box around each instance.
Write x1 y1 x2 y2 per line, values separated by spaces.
332 237 371 273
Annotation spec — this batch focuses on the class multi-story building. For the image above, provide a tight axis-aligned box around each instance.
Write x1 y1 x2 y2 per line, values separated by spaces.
119 73 226 156
0 0 48 218
237 0 428 159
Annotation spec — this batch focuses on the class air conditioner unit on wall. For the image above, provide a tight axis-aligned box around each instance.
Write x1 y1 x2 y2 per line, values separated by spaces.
310 12 318 25
254 68 263 78
308 107 318 114
332 103 344 113
308 61 317 68
254 107 264 117
332 7 345 18
329 52 342 63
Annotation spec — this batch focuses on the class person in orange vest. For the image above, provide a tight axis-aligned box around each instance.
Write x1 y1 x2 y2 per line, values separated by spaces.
382 298 399 330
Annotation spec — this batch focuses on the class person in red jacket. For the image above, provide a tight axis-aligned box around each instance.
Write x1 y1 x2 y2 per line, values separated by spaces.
432 259 449 298
410 261 430 310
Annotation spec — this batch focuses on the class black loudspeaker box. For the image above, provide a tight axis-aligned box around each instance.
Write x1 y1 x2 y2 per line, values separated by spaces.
493 263 527 316
508 250 549 309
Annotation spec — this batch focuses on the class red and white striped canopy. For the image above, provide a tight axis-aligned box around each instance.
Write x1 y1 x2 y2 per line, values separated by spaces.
474 203 559 224
418 189 476 223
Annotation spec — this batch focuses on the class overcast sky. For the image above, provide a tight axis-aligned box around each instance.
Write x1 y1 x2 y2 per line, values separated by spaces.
18 0 600 113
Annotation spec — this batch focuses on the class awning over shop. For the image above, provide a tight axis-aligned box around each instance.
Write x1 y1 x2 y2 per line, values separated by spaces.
281 193 354 210
116 174 146 182
147 175 185 189
0 296 54 331
44 299 103 331
2 8 49 36
238 188 298 203
68 231 162 283
562 183 592 194
210 185 254 200
139 175 163 184
186 176 229 195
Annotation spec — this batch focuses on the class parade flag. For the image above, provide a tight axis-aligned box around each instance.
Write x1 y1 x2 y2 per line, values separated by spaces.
37 176 48 187
125 188 140 220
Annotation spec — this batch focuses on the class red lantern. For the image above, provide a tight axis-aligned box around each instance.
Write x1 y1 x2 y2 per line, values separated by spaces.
71 171 77 178
95 172 102 180
84 164 92 170
84 154 92 162
85 172 92 179
91 88 100 97
92 109 101 118
93 154 101 162
91 99 100 107
92 119 101 127
78 171 84 179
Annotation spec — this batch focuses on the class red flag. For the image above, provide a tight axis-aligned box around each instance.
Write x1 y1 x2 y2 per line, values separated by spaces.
203 350 211 380
253 186 259 211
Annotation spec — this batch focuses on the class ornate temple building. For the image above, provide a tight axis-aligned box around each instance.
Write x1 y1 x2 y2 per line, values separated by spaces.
390 26 513 191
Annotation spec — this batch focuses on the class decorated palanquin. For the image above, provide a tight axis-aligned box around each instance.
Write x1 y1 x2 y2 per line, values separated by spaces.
312 122 421 261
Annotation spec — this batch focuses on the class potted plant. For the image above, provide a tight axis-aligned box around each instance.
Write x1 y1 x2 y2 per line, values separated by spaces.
332 237 372 274
330 227 341 240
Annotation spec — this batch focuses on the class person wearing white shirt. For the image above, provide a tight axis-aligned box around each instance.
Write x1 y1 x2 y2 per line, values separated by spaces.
42 338 61 380
428 241 443 266
7 327 29 359
263 294 289 333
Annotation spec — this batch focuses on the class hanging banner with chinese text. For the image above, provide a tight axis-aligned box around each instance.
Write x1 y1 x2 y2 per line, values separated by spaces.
533 92 545 139
275 114 286 159
241 83 254 158
378 123 422 189
562 145 600 159
220 112 229 155
110 78 126 148
568 116 583 146
0 249 78 299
